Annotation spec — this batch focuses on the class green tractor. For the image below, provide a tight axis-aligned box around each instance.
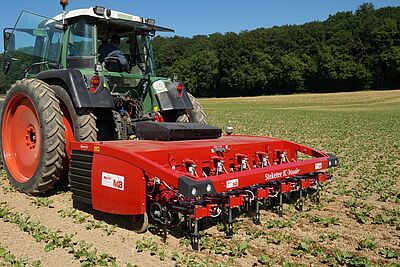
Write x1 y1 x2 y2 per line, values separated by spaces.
1 3 206 195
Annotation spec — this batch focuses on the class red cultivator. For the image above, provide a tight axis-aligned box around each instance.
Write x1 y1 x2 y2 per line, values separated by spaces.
70 134 338 250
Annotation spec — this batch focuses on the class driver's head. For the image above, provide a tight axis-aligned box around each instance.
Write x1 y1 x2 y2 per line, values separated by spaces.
111 35 121 47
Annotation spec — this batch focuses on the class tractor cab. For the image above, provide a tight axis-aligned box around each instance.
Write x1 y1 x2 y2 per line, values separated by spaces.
3 6 202 130
52 7 175 75
3 7 173 75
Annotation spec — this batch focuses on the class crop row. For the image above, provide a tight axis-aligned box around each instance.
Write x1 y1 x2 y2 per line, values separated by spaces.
0 203 118 267
0 245 41 267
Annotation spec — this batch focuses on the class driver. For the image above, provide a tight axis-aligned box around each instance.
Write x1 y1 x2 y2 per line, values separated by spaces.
98 34 129 71
98 34 121 63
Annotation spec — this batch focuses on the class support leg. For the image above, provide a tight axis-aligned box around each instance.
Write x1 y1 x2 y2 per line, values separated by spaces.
315 180 320 205
191 219 199 252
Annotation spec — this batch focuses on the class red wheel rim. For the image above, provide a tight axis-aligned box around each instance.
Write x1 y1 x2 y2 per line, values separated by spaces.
60 104 74 160
2 93 41 183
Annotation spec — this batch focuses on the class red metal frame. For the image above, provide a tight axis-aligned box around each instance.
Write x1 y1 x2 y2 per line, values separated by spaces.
71 134 335 218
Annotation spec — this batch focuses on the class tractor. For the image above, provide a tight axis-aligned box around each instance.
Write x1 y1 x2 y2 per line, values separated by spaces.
1 2 338 250
1 3 205 195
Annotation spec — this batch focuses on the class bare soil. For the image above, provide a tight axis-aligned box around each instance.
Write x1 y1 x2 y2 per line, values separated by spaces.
0 90 399 267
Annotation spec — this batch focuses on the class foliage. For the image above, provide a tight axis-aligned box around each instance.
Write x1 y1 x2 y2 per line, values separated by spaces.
151 4 400 97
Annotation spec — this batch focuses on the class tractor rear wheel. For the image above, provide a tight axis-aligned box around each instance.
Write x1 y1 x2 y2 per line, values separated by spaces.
177 93 207 124
0 79 66 195
49 85 98 181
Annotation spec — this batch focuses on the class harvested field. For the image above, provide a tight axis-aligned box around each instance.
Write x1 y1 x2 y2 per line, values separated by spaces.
0 90 399 266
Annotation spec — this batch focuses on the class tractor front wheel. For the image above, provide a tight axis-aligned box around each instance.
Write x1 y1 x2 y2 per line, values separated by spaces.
0 79 66 195
176 93 207 124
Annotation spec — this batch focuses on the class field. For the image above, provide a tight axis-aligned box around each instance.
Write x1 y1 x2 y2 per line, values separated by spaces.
0 90 399 266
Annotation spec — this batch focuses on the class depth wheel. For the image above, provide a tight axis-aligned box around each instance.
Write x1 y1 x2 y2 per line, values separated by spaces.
0 79 65 195
127 213 149 234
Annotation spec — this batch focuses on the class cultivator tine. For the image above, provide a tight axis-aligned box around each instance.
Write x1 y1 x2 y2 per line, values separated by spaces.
188 216 192 232
192 219 199 252
163 224 167 243
254 197 260 225
226 205 233 239
299 187 304 212
278 191 283 217
315 180 320 205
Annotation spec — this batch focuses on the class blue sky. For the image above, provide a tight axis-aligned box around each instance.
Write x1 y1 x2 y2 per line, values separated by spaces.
1 0 399 49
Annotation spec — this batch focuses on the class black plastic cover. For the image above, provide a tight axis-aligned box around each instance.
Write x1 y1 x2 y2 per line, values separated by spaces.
135 122 222 141
178 176 216 198
327 153 339 168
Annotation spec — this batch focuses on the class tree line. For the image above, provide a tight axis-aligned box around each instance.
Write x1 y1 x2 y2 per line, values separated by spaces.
153 3 400 97
0 3 399 97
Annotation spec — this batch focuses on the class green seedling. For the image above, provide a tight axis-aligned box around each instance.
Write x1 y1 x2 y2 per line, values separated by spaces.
136 237 158 255
310 216 340 227
31 197 54 208
358 238 377 250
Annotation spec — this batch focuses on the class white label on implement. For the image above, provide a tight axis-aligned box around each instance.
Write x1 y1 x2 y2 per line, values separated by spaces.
226 179 239 189
101 172 125 191
315 162 322 170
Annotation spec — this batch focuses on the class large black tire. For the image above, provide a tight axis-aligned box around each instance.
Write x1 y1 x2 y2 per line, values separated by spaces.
177 93 207 124
0 79 66 195
49 85 98 181
50 85 98 142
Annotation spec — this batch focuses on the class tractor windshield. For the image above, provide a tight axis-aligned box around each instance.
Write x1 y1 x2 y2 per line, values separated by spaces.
3 11 63 79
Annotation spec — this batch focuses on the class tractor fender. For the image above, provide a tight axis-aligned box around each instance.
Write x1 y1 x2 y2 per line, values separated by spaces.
153 80 194 112
36 69 115 109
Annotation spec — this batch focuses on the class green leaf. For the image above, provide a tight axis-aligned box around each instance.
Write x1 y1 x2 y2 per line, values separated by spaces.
44 242 56 252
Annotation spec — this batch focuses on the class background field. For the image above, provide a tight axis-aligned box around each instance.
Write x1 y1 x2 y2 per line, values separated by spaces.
0 90 399 266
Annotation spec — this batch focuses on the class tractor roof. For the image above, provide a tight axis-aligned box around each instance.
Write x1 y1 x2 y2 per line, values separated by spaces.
52 6 174 33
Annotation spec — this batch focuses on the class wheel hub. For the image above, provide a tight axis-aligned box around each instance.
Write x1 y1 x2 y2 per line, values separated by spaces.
25 126 37 150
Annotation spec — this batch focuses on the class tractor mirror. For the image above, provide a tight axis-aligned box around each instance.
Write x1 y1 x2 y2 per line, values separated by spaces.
3 31 15 51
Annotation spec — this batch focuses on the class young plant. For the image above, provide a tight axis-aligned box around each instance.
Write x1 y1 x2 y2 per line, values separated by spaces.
135 237 158 255
30 197 54 208
258 254 281 266
310 216 340 227
358 238 377 251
